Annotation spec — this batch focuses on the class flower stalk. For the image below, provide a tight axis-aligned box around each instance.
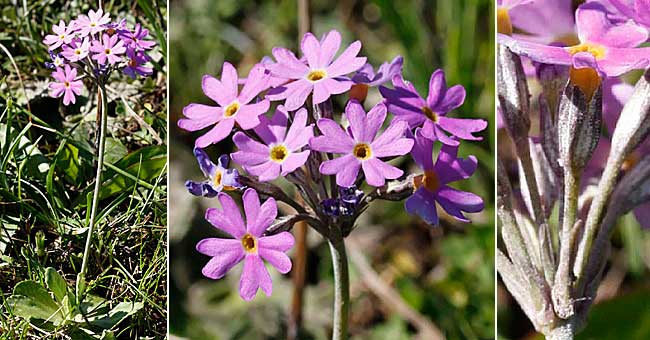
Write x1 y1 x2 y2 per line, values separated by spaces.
328 235 349 340
77 84 108 299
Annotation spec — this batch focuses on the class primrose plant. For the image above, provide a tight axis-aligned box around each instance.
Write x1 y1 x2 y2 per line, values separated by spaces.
180 29 486 339
497 1 650 339
42 9 155 298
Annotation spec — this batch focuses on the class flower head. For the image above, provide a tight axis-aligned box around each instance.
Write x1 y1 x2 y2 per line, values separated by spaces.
405 129 484 225
607 0 650 29
196 189 295 301
498 2 650 78
231 107 314 182
61 38 90 62
186 148 242 197
178 62 271 148
90 33 126 65
43 20 74 50
74 9 111 37
123 48 153 79
119 23 156 51
49 65 83 106
266 30 367 110
310 100 414 187
380 70 487 145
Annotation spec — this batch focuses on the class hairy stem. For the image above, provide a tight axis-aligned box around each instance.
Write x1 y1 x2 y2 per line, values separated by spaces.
77 85 108 297
329 236 349 340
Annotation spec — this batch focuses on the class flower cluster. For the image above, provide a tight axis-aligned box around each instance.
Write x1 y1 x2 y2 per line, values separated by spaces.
497 1 650 338
182 29 486 300
43 9 155 105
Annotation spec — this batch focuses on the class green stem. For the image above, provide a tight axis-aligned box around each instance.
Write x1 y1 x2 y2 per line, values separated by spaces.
77 85 108 298
328 237 349 340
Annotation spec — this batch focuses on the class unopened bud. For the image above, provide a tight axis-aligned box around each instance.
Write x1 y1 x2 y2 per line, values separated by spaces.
498 44 531 145
557 79 602 174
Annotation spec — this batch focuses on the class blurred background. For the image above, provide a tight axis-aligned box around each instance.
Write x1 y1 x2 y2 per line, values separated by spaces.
169 0 495 339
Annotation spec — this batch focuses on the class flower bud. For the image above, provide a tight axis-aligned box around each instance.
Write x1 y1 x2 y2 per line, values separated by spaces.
498 44 531 145
557 78 602 174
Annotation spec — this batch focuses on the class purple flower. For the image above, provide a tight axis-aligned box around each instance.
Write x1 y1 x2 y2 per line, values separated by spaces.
380 70 487 145
310 100 414 187
45 51 65 69
498 2 650 77
49 65 83 106
43 20 74 50
186 148 242 197
606 0 650 29
178 62 270 148
231 107 314 182
123 48 153 79
90 34 126 65
405 129 483 226
507 0 576 43
196 189 295 301
61 38 90 62
119 23 156 51
321 186 364 217
349 55 403 101
266 30 367 110
74 9 111 37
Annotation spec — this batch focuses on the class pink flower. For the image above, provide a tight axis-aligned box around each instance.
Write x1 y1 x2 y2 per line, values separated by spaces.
43 20 74 50
266 30 367 110
49 65 83 106
196 189 295 301
178 62 271 148
231 107 314 182
61 38 90 62
74 9 111 37
90 34 126 65
310 100 414 187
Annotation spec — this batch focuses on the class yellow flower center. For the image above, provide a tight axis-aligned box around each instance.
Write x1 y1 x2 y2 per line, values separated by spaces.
569 67 601 102
241 233 257 253
64 81 70 88
353 143 372 160
129 58 138 67
413 170 441 193
75 49 81 55
422 107 439 123
214 170 223 187
224 102 240 117
307 69 327 82
104 48 111 55
497 8 513 36
566 43 606 60
59 34 65 39
90 23 97 27
270 144 289 163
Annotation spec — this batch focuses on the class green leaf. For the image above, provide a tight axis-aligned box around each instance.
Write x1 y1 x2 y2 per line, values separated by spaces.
577 291 650 339
103 138 128 165
45 267 68 304
8 280 64 325
90 301 144 329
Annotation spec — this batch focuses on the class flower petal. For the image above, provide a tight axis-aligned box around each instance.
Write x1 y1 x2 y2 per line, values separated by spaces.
284 108 313 150
319 30 342 67
239 254 272 300
362 158 403 187
435 186 484 222
178 104 222 131
320 154 360 187
405 188 439 226
311 119 355 153
247 195 277 238
195 118 235 148
197 239 244 280
437 116 486 141
326 41 366 77
259 248 292 274
258 232 295 251
281 150 310 176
